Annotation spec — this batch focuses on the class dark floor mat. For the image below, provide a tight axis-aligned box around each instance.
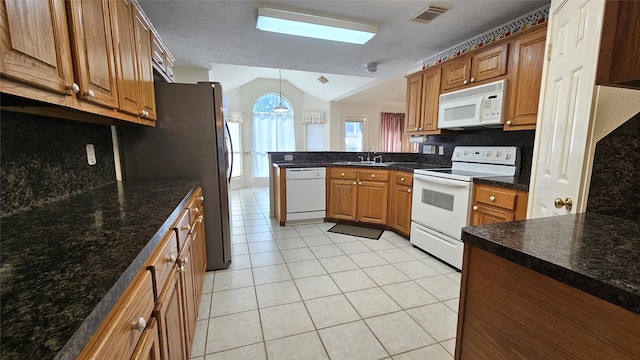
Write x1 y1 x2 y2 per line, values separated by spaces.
327 223 383 240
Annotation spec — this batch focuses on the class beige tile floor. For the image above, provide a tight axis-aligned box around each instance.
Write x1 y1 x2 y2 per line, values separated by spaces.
190 187 460 360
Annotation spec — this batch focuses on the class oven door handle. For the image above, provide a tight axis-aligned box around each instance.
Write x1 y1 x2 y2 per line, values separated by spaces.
414 173 471 188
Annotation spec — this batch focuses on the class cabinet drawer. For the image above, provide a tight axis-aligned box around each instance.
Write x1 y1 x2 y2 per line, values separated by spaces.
80 272 154 359
330 168 358 180
475 185 517 210
147 231 178 298
187 188 204 223
394 172 413 186
175 208 191 250
151 32 166 72
358 169 389 182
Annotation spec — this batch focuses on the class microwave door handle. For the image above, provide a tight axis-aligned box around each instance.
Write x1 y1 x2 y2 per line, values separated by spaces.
414 174 471 188
476 96 485 122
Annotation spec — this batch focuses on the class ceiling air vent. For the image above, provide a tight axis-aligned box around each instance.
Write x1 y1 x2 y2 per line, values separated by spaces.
318 76 329 84
411 5 448 24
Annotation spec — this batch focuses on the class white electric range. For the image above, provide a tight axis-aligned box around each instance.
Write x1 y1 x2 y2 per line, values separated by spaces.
410 146 520 270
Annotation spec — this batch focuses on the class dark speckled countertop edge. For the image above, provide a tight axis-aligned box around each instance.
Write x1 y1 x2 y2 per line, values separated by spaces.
472 176 530 191
55 185 197 360
461 215 640 314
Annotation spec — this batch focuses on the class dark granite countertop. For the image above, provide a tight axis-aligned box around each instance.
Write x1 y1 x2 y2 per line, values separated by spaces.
462 213 640 314
473 175 530 191
0 178 200 360
273 161 447 172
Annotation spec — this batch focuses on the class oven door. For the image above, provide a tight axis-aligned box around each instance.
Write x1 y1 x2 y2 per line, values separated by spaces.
411 173 472 239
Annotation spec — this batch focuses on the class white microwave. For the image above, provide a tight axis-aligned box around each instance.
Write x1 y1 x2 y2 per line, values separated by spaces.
438 79 506 130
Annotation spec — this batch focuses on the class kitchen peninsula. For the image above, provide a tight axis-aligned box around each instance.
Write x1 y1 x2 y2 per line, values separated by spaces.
0 178 200 359
457 214 640 359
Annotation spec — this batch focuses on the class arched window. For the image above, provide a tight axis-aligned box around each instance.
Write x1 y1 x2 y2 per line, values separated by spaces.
252 93 295 178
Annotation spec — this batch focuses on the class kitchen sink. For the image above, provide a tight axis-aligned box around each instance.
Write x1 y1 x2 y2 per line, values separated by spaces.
333 161 394 167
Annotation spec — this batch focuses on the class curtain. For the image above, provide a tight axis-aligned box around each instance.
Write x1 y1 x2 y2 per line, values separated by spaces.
253 112 295 177
380 112 404 152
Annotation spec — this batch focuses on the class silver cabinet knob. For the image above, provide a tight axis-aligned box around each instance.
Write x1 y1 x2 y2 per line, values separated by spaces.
140 109 146 117
133 317 146 332
408 189 412 193
489 196 496 202
473 205 478 211
198 196 204 201
371 174 375 178
419 128 423 130
414 127 418 131
197 215 203 223
179 265 185 272
358 181 362 185
470 77 475 83
341 172 345 177
400 177 405 182
353 181 356 185
183 256 189 265
463 80 468 85
67 83 80 94
181 224 191 231
191 207 199 214
86 90 95 98
168 254 177 263
506 120 512 126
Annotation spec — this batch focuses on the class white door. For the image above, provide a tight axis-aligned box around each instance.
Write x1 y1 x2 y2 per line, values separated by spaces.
528 0 606 218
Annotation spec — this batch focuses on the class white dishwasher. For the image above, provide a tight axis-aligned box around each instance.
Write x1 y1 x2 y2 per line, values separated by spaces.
286 168 326 222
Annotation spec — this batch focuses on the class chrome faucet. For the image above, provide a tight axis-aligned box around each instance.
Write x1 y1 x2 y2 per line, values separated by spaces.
373 155 383 163
367 146 376 161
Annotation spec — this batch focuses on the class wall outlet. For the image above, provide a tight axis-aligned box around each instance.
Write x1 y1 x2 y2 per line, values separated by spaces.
86 144 96 165
422 145 435 155
438 146 445 155
284 154 293 161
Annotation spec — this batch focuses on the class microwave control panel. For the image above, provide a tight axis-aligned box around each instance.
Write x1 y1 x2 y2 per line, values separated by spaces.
481 93 503 123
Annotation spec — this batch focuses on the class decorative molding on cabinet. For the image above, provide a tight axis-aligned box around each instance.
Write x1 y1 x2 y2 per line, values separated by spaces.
422 6 549 69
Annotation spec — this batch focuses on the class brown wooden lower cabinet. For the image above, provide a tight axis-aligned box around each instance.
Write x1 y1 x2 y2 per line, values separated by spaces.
389 171 413 237
155 267 188 360
131 317 162 360
456 246 640 359
78 187 205 360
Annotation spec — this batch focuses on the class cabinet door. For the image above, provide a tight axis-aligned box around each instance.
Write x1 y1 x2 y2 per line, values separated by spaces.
133 7 156 120
131 317 161 360
66 0 119 108
420 67 442 132
0 0 74 95
404 73 423 132
179 235 197 351
472 203 514 226
110 0 140 116
390 184 412 236
357 180 389 224
505 28 546 130
328 179 357 221
155 269 188 360
470 43 508 84
441 56 471 91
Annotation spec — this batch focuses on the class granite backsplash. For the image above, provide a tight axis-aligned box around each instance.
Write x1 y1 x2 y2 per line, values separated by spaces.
421 128 536 176
1 111 116 217
587 112 640 222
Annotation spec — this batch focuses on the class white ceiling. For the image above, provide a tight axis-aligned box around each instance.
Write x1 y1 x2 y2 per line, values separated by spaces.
139 0 549 103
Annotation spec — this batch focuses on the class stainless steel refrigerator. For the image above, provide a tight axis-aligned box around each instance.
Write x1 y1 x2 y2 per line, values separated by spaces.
119 82 232 270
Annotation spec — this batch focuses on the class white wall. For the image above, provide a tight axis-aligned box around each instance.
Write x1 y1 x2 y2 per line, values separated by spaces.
329 101 405 151
174 66 210 83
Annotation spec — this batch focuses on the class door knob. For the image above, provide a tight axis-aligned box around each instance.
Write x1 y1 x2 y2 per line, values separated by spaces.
554 197 573 211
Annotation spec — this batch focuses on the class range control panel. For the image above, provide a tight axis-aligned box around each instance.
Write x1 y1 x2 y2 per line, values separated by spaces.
451 146 519 166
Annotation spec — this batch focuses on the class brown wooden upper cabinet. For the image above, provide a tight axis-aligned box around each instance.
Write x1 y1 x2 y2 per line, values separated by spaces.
405 67 441 134
1 0 172 125
67 0 120 109
504 27 546 131
441 43 508 92
596 0 640 89
0 0 75 96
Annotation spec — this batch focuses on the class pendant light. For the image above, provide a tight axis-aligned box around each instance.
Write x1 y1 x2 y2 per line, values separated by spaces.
273 69 289 113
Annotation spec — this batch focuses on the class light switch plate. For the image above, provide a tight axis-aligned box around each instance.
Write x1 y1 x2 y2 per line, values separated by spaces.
438 146 445 155
284 154 293 161
86 144 96 165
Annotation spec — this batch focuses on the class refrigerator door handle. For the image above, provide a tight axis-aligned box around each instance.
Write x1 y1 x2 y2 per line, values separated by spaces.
225 121 233 183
